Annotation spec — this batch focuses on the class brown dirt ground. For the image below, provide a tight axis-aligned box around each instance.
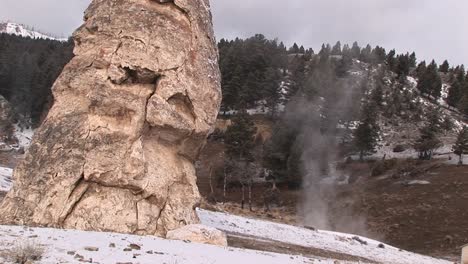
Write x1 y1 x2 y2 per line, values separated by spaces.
227 232 378 263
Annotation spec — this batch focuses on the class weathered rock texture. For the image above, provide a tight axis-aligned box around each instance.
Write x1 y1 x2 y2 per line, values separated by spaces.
166 224 228 247
0 0 221 237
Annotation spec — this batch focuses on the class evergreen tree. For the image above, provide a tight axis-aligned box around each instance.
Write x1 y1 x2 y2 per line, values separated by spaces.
224 112 257 161
439 60 450 73
224 113 257 209
289 43 300 54
353 103 380 160
335 52 352 77
287 56 306 98
386 49 397 71
370 81 384 107
342 44 351 56
359 44 372 63
413 109 442 160
350 41 361 58
409 52 417 68
331 41 342 55
0 34 73 126
458 94 468 115
218 35 288 112
453 126 468 165
417 60 442 98
299 45 305 54
416 61 427 79
262 67 282 116
447 79 462 107
371 46 386 64
318 43 331 64
396 54 410 77
441 116 454 135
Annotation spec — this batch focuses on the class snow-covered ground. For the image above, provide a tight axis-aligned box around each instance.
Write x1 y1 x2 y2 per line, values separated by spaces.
0 125 35 152
0 168 452 264
13 124 34 149
0 225 320 264
198 209 451 264
0 209 451 264
0 167 12 192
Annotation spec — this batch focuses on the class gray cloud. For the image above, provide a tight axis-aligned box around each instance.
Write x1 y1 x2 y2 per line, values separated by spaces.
1 0 466 65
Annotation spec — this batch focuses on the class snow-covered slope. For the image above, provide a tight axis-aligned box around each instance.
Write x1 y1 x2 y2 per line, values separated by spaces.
0 167 12 192
0 205 451 263
0 22 66 41
198 209 451 264
13 124 34 149
0 225 319 264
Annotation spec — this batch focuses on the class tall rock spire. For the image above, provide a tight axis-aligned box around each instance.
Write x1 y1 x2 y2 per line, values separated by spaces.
0 0 221 237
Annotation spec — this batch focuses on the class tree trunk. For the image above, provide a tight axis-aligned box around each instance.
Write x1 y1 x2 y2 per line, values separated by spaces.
248 179 252 211
223 165 227 202
208 167 215 197
241 184 245 209
459 154 463 166
359 150 364 161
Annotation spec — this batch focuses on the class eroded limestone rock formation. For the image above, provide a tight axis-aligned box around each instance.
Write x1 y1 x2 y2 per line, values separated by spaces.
0 0 221 237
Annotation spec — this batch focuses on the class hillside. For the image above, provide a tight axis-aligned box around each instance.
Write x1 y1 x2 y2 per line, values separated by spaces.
0 33 467 261
0 197 452 264
0 22 66 41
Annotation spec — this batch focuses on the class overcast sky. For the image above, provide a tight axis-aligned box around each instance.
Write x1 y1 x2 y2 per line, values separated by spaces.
1 0 467 65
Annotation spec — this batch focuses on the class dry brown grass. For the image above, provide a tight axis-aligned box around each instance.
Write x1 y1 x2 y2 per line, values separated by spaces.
1 241 45 264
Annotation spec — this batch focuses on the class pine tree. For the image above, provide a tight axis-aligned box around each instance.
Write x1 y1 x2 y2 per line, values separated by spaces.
439 60 450 73
225 113 257 161
441 116 454 135
342 44 351 56
413 109 442 160
409 52 417 68
453 126 468 165
224 113 257 209
287 56 306 98
386 49 396 71
416 61 427 79
458 94 468 115
447 79 462 107
371 46 386 64
350 41 361 59
370 81 384 107
354 103 380 160
417 60 442 98
335 52 352 77
262 67 282 116
396 54 410 77
289 43 300 54
331 41 342 55
319 43 331 64
299 45 305 54
360 44 372 63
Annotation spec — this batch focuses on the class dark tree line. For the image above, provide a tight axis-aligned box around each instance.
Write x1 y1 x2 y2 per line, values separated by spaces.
4 32 468 187
0 33 73 126
218 34 288 113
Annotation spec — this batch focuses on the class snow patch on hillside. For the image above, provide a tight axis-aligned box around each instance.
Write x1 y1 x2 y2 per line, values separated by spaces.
0 167 12 192
198 209 451 264
0 209 451 264
13 124 34 149
0 22 66 41
0 224 322 264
